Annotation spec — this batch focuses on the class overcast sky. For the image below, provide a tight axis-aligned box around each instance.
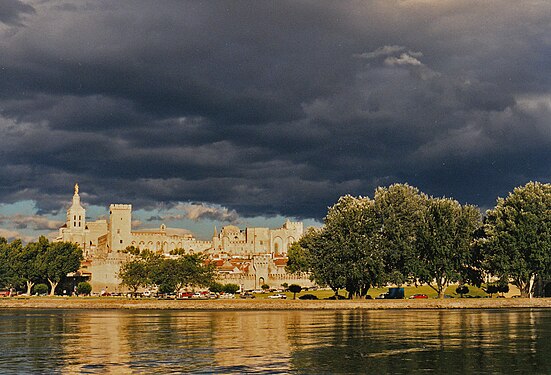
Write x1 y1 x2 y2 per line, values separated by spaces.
0 0 550 240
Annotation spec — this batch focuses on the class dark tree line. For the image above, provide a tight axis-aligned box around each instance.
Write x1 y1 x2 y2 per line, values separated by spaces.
287 182 551 299
0 236 82 295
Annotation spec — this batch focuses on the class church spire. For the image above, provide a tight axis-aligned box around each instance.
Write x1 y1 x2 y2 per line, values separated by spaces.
213 225 218 238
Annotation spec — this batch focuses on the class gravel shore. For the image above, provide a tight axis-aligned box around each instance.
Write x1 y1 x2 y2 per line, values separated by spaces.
0 297 550 310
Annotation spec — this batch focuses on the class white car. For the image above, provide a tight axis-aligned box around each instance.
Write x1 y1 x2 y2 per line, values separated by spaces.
268 293 287 299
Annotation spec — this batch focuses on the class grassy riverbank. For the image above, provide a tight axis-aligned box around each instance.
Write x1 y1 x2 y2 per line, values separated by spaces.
0 296 549 310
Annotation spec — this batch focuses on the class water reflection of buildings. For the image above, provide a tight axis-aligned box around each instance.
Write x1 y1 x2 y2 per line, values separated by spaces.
210 311 294 371
61 312 133 373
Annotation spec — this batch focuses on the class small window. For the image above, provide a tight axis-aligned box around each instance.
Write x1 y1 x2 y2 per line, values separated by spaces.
117 229 120 234
78 222 81 227
78 215 81 220
73 221 76 227
73 215 76 220
120 240 123 244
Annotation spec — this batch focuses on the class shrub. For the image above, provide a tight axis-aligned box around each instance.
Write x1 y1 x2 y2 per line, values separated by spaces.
456 285 469 297
485 284 499 297
76 282 92 296
222 283 240 294
261 284 270 291
209 282 224 294
33 284 48 296
498 283 509 295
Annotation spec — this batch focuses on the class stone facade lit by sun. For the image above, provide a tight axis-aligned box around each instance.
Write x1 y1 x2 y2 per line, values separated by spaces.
57 184 313 292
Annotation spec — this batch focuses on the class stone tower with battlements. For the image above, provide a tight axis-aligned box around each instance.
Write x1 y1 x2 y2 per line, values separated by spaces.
108 204 132 252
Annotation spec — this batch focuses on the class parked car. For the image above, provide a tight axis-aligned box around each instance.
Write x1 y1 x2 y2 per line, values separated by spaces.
299 294 318 300
376 293 389 299
240 292 255 299
0 290 10 297
409 294 428 299
268 293 287 299
178 292 194 299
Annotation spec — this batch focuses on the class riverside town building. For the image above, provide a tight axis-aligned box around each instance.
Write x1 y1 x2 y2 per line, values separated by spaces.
57 184 314 292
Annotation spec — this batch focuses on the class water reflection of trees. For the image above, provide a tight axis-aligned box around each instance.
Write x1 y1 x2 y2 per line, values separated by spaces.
286 309 551 374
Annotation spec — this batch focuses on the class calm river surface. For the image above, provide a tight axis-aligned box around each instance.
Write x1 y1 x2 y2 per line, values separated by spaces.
0 309 549 374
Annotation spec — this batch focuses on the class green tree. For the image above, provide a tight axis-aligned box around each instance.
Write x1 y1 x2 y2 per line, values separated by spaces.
286 242 311 275
324 195 384 298
150 258 179 294
0 238 17 290
33 283 48 295
14 236 49 295
498 282 509 297
287 196 385 298
120 251 215 294
118 259 149 293
416 198 482 298
209 282 224 294
173 254 215 290
261 284 270 291
288 227 344 296
288 284 302 299
76 281 92 296
222 283 240 294
39 242 83 296
373 184 428 286
479 182 551 297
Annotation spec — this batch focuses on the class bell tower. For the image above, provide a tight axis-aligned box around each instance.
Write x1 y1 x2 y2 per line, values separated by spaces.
67 183 85 231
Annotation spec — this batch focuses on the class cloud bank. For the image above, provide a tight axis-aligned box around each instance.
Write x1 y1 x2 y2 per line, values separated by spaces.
0 1 549 237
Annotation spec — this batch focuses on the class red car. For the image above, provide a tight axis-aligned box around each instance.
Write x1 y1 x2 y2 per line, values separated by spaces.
409 294 429 299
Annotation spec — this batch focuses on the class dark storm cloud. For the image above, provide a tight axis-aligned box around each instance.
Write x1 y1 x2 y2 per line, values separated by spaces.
0 0 550 221
0 0 34 26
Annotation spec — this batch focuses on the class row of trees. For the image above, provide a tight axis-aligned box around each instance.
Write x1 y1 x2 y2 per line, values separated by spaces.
0 236 82 295
118 247 215 294
287 182 551 299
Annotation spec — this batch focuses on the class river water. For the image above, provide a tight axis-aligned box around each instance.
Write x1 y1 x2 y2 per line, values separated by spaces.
0 309 549 374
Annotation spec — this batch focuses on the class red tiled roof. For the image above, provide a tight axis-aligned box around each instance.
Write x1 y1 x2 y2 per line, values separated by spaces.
274 258 287 266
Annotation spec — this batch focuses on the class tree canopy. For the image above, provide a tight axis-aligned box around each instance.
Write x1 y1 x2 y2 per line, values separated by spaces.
0 237 82 295
118 248 215 294
416 198 482 298
479 181 551 297
288 183 484 299
39 241 83 296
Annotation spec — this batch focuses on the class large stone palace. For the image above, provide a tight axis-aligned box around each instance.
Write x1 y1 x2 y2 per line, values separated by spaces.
57 184 313 292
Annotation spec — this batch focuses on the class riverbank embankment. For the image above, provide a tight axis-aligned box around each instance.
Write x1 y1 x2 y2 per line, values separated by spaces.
0 297 550 310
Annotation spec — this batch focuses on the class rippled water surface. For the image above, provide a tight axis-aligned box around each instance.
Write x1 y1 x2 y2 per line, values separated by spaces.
0 308 549 374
